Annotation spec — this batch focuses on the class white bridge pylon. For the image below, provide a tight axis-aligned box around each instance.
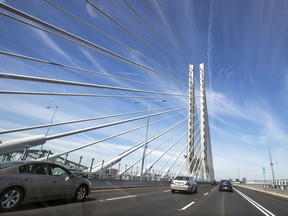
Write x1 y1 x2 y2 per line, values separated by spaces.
186 63 215 182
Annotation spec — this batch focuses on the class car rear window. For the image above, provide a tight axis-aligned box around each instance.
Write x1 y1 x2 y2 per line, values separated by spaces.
175 176 190 181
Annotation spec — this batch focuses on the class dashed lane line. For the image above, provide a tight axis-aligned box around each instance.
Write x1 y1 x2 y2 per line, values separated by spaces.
178 201 195 211
105 195 137 201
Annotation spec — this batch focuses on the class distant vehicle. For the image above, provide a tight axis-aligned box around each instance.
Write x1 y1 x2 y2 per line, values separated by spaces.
170 176 197 194
219 180 233 192
0 161 91 211
211 180 218 185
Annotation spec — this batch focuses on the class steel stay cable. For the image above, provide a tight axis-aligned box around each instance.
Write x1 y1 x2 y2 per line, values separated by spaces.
143 129 188 175
91 117 186 171
119 121 187 175
144 0 177 43
0 90 177 97
44 0 183 80
174 151 187 177
46 107 184 140
0 72 188 97
186 128 202 173
85 0 187 77
189 131 202 175
0 105 185 135
156 141 184 176
155 0 190 64
185 117 201 159
116 0 174 54
0 51 185 91
0 4 187 86
120 0 183 70
38 108 186 162
191 134 205 179
162 143 187 177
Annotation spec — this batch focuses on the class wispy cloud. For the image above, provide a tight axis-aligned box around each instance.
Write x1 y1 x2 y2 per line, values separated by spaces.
32 29 76 65
207 88 288 179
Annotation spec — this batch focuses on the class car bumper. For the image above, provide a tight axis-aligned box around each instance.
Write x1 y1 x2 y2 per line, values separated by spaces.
170 185 192 191
219 186 233 191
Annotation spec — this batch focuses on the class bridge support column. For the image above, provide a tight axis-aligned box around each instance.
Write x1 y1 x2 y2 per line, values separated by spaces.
199 63 215 181
187 65 195 175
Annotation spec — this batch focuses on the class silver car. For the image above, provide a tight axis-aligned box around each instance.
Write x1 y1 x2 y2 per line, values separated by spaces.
0 161 91 211
170 175 198 194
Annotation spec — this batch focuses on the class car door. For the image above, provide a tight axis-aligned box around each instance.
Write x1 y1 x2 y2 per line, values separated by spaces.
47 164 77 199
19 163 52 201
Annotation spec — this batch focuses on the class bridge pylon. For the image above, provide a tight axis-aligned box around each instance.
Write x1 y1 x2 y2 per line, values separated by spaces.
186 65 195 175
186 64 215 181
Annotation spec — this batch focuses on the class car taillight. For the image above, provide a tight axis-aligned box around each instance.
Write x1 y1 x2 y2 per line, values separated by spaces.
185 182 190 186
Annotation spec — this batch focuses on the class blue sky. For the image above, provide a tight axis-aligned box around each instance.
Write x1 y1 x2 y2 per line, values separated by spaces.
0 0 288 181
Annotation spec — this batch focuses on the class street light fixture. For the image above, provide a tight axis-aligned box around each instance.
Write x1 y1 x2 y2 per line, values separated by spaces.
135 99 167 177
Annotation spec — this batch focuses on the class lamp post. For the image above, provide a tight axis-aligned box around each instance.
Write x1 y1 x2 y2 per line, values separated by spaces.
136 99 167 177
45 106 58 136
38 106 58 158
268 141 276 187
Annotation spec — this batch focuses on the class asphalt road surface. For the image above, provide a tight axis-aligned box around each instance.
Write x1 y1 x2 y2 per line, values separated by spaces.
1 185 288 216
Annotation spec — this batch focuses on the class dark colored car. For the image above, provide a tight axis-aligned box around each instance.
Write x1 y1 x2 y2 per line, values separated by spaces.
0 161 91 211
219 180 233 192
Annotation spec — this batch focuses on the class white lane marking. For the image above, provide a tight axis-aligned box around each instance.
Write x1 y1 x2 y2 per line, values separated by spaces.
234 188 276 216
178 201 195 211
105 195 137 201
211 189 214 191
204 192 209 196
163 190 171 192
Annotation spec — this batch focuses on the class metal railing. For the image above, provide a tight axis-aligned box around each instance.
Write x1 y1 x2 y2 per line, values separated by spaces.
246 179 288 190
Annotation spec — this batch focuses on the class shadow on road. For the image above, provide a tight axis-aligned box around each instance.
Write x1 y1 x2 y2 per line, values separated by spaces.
9 197 97 212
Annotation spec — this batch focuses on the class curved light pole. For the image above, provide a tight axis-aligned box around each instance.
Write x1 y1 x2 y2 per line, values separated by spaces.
38 106 58 158
136 99 167 177
268 141 276 187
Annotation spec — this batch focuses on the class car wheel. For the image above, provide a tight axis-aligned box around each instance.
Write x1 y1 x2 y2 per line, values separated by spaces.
0 187 24 212
74 185 87 202
171 189 175 193
194 186 198 193
189 187 193 194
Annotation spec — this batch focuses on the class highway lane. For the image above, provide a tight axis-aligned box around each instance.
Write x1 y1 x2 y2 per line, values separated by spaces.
1 185 288 216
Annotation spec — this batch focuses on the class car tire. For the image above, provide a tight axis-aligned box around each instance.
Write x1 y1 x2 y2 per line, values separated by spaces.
189 187 193 194
0 187 24 212
171 189 175 193
194 186 198 193
74 185 87 202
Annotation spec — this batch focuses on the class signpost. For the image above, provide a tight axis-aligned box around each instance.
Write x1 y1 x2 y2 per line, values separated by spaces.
262 167 266 186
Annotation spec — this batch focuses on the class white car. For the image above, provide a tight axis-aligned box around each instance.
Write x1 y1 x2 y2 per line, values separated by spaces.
170 176 197 194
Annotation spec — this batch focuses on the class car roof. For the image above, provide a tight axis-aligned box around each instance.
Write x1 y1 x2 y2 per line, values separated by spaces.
0 161 24 169
0 160 65 168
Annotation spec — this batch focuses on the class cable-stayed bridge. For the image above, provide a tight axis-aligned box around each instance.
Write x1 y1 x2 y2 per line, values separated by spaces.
0 1 215 182
1 2 288 216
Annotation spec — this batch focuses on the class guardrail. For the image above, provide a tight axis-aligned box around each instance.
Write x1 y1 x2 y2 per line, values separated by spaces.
245 179 288 190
